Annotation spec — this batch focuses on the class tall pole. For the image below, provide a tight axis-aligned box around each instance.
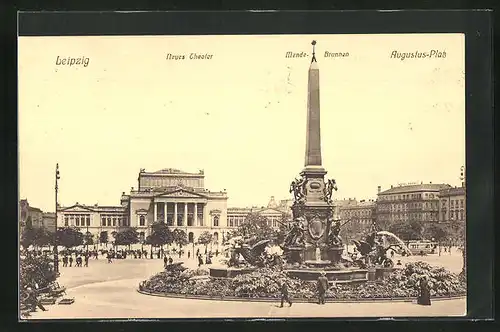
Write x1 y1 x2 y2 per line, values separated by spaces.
54 163 60 273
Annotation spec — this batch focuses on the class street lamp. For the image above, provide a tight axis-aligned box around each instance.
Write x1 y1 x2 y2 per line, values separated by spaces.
54 163 60 273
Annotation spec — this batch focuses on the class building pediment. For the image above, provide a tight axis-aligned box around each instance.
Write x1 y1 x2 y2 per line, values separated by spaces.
156 188 207 199
255 208 286 215
59 204 95 212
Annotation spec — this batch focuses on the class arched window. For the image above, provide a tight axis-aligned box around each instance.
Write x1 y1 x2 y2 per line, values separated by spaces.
188 232 194 243
139 215 145 226
213 215 219 227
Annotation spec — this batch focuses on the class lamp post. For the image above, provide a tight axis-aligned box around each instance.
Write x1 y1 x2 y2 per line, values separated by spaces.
54 163 60 273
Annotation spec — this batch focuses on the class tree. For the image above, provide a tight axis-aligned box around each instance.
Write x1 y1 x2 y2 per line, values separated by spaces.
114 228 139 249
197 231 213 250
388 221 425 242
34 227 54 249
84 232 94 246
172 228 188 251
99 231 108 247
233 213 278 245
57 227 84 249
20 225 37 250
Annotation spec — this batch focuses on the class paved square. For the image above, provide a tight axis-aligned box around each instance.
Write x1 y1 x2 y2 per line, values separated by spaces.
24 251 466 320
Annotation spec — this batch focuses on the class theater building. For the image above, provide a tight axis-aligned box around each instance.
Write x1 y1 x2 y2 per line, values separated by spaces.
57 168 228 245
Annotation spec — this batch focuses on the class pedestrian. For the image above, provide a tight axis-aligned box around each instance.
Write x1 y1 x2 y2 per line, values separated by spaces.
25 287 47 312
278 279 292 308
157 251 161 259
84 254 89 267
168 256 173 265
62 256 68 267
204 247 207 255
390 250 394 258
188 251 191 259
178 251 182 259
317 272 328 305
198 254 203 267
417 275 431 306
107 252 112 263
69 256 73 267
196 248 200 257
215 249 219 257
163 255 168 268
396 259 402 266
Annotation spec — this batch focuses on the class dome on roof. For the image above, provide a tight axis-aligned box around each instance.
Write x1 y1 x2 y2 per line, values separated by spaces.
267 196 278 209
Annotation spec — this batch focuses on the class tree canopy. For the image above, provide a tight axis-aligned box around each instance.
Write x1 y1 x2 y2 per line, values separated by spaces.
99 231 108 245
57 226 84 249
21 226 54 249
114 228 140 247
197 231 213 248
172 228 188 248
146 222 173 247
388 221 425 241
231 213 281 245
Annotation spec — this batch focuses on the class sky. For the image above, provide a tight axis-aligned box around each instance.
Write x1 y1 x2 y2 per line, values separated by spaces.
18 34 465 212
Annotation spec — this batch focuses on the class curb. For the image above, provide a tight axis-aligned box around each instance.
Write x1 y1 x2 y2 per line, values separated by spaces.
137 288 466 304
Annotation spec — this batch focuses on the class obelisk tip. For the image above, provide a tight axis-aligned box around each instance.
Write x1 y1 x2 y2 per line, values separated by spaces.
311 40 317 63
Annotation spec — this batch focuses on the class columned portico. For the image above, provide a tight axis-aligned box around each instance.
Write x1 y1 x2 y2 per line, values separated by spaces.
152 200 208 228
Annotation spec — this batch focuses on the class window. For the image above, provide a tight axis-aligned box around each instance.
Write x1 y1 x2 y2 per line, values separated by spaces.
112 218 116 226
64 217 68 226
101 217 106 226
139 215 145 226
107 218 111 226
86 217 90 226
75 217 80 226
213 215 219 227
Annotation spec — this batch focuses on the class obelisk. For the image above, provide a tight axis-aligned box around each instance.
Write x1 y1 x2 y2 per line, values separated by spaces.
300 40 327 204
304 40 323 169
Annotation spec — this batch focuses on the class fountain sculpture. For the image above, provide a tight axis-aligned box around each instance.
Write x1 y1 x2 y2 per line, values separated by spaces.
210 41 393 283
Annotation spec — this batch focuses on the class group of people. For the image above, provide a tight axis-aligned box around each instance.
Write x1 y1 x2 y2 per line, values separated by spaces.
61 253 89 267
275 271 431 307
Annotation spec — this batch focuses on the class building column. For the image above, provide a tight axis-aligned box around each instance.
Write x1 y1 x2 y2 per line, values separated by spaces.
163 202 167 223
184 203 188 227
203 204 207 227
194 203 198 226
154 202 157 222
174 203 178 226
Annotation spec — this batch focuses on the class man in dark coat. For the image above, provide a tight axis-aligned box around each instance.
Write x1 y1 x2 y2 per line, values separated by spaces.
69 255 73 267
25 287 47 312
84 254 89 267
163 255 168 268
417 275 432 305
279 279 292 308
317 272 328 305
168 256 173 265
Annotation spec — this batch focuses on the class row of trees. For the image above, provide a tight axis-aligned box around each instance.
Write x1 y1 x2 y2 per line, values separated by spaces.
387 220 465 246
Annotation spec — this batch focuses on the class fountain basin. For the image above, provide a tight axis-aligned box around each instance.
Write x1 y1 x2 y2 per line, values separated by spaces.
286 268 368 283
304 260 331 268
209 267 256 278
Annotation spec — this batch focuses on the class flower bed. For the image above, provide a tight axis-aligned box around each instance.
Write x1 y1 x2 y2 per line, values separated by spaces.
141 262 466 301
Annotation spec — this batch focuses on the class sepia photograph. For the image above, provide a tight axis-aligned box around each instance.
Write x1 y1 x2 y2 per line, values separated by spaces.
18 33 467 319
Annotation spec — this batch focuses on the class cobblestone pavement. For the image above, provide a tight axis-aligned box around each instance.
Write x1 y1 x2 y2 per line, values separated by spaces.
25 252 466 320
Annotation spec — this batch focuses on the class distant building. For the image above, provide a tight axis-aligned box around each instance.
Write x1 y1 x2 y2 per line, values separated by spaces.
42 212 56 232
376 182 451 227
227 196 292 232
438 185 466 223
333 198 376 235
19 199 44 230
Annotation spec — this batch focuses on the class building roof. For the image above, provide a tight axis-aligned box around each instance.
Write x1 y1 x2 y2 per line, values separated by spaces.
141 168 204 176
267 196 278 209
378 183 451 195
43 212 56 218
439 186 465 197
